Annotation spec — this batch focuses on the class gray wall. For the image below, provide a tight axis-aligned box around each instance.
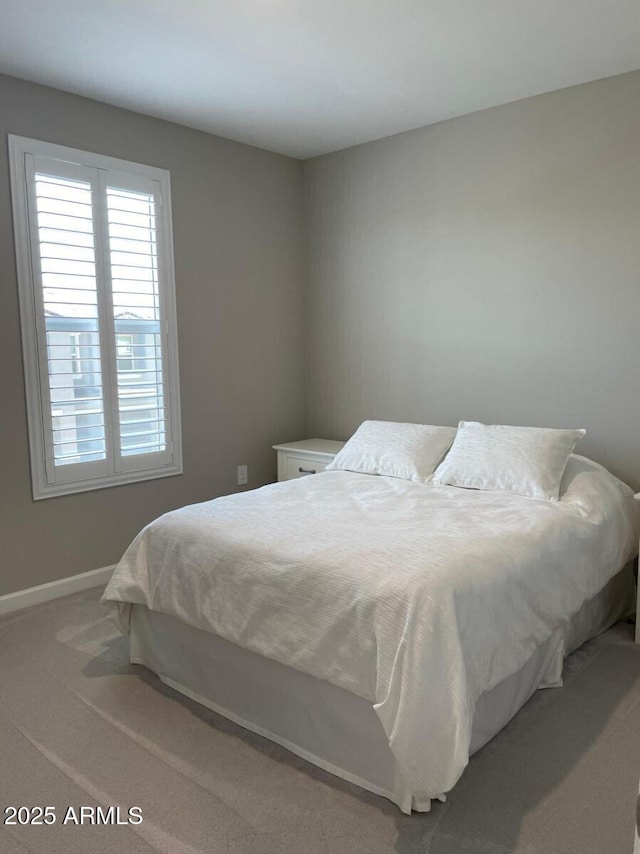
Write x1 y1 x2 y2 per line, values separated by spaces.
304 71 640 489
0 74 305 596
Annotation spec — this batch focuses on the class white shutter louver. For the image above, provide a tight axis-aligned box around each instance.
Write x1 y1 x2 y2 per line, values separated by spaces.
105 180 168 465
35 171 108 469
10 136 182 499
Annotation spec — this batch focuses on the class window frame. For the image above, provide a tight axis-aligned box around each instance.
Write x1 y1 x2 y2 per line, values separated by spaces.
9 135 183 499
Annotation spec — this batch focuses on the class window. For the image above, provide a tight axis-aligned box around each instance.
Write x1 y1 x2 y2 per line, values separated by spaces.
9 136 182 499
69 332 82 375
116 334 135 372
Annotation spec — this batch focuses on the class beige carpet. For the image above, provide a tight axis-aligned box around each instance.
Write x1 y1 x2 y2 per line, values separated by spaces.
1 589 640 854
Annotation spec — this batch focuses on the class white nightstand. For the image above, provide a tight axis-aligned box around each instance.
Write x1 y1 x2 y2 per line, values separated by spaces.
273 439 345 482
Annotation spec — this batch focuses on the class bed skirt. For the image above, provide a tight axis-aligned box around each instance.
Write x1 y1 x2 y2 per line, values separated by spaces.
128 563 635 814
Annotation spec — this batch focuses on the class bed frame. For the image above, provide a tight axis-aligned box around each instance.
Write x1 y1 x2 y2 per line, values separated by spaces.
128 563 635 813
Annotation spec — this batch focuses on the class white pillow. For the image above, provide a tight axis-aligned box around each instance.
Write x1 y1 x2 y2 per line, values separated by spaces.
432 421 586 500
325 420 456 482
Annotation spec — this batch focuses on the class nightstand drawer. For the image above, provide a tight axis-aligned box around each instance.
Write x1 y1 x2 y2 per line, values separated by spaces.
273 439 345 482
284 453 329 480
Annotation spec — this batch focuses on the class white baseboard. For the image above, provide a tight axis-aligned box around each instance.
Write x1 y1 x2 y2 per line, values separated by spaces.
0 565 115 616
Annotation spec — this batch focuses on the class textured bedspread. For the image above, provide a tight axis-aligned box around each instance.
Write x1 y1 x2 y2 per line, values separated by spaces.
102 455 638 806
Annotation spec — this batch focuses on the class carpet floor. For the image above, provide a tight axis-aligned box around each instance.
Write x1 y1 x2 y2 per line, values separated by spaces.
1 588 640 854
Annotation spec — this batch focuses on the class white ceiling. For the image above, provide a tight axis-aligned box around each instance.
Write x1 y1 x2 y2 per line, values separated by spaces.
2 1 640 159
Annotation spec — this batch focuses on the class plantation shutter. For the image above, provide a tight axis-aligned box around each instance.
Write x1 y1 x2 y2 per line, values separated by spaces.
10 137 182 499
102 171 173 473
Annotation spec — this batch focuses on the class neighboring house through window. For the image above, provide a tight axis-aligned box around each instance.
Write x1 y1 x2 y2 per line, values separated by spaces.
9 136 182 499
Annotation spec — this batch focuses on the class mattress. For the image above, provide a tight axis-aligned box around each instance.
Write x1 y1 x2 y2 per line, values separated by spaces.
128 564 635 813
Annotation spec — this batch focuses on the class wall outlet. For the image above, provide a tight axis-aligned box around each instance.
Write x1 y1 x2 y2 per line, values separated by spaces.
237 464 248 486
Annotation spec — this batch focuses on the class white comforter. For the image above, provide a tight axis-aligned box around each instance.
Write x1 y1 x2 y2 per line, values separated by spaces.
103 455 638 805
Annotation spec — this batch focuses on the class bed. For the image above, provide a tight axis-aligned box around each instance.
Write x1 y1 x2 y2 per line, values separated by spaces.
102 437 639 814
